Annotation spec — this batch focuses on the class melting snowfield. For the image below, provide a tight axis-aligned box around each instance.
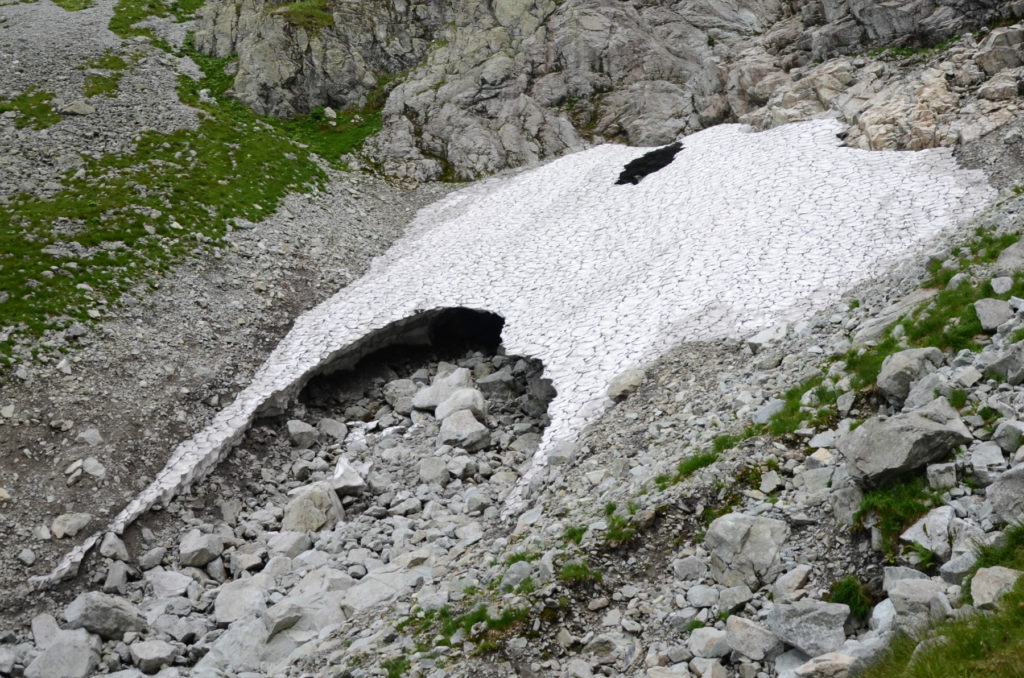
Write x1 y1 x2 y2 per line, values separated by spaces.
37 118 995 584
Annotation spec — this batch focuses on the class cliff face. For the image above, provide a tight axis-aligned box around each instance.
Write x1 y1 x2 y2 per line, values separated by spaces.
194 0 1011 180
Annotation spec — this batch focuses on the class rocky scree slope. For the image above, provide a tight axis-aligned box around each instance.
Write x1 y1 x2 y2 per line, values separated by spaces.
194 0 1020 180
7 196 1024 678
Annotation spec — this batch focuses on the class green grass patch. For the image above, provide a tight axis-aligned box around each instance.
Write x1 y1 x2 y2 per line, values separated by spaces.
828 575 873 621
0 88 61 129
506 551 540 566
604 513 636 545
858 577 1024 678
381 656 411 678
854 476 942 560
272 0 334 31
678 451 718 477
109 0 202 47
558 561 602 585
562 525 586 545
949 388 968 409
51 0 93 10
84 74 122 97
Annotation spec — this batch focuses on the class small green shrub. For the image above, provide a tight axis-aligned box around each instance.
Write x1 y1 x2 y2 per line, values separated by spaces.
948 388 968 409
828 575 873 621
854 476 940 559
381 656 411 678
558 561 602 585
678 452 718 477
605 514 636 545
562 525 586 545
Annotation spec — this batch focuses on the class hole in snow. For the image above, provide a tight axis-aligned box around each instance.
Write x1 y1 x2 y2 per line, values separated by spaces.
615 141 683 185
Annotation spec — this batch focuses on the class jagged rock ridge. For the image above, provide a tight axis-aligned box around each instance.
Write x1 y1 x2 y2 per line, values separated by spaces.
194 0 1013 180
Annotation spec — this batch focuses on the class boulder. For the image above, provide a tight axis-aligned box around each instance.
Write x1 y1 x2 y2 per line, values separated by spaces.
767 600 850 657
477 365 515 398
983 339 1024 384
689 627 730 658
435 388 486 421
214 575 271 624
286 419 318 448
437 409 490 452
835 397 970 486
975 25 1024 75
971 565 1022 608
607 368 644 401
726 615 783 661
99 532 130 561
876 347 943 405
281 481 344 532
974 298 1013 332
24 628 101 678
704 513 789 588
130 639 179 674
331 457 367 496
993 419 1024 454
793 653 856 678
986 465 1024 524
317 417 348 442
144 569 191 599
64 592 145 639
413 368 473 410
887 578 947 618
418 457 450 486
51 512 92 538
383 378 418 413
970 441 1007 486
179 528 224 567
899 506 955 562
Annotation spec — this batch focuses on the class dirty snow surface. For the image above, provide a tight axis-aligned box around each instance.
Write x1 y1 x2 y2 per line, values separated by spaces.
39 118 995 583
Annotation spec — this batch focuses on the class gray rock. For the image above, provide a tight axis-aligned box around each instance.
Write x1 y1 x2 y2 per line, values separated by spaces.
24 628 101 678
983 339 1024 384
876 347 943 405
331 457 367 496
65 591 144 639
413 368 473 410
753 398 786 425
130 639 179 674
607 368 644 401
383 378 418 413
726 615 783 661
900 506 955 562
267 531 312 558
772 564 812 603
887 578 947 617
100 532 130 561
940 551 978 585
972 566 1021 608
869 599 896 633
970 441 1007 486
214 576 270 624
686 584 719 609
435 387 487 421
477 365 515 398
60 100 96 115
926 462 957 490
503 560 534 590
418 457 450 486
179 528 224 567
705 513 789 588
767 600 850 657
792 653 856 678
437 409 490 452
993 420 1024 454
317 417 348 442
673 556 708 581
689 627 729 658
975 25 1024 75
992 275 1015 294
32 613 61 649
974 298 1014 332
835 397 970 486
51 512 92 538
282 481 344 531
447 455 477 479
286 419 318 448
104 560 130 593
985 464 1024 524
882 566 929 593
144 568 190 599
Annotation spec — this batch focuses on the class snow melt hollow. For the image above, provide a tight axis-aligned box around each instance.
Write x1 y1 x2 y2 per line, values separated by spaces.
36 118 994 585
